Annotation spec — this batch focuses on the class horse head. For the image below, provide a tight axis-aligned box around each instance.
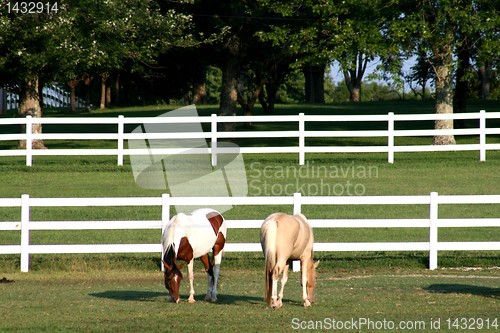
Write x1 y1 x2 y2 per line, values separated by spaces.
163 246 186 303
163 263 183 303
306 260 320 303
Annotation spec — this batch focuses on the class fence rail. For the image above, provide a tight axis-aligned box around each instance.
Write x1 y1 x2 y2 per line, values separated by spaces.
0 110 499 166
0 192 499 272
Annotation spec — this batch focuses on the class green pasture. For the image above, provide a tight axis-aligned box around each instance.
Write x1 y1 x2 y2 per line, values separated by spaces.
0 269 498 332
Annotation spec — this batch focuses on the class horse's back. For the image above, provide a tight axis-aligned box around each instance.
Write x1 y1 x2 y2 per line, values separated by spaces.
183 208 226 257
163 208 226 259
261 213 313 261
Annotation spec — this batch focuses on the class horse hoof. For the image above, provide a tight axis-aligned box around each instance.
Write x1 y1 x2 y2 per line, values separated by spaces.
188 297 196 304
271 300 282 309
303 299 311 307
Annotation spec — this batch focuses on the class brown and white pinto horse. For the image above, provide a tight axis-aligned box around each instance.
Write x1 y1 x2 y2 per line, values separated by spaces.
260 212 319 308
162 208 226 303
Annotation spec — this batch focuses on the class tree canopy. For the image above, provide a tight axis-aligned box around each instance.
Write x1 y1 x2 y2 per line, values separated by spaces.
0 0 498 137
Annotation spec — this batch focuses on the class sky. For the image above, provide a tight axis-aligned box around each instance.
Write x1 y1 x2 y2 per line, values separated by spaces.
329 56 418 90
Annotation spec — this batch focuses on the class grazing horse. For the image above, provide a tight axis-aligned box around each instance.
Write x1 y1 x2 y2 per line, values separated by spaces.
162 208 226 303
260 212 319 308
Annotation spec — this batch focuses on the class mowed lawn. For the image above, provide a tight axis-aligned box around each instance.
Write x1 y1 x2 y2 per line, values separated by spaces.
0 269 498 332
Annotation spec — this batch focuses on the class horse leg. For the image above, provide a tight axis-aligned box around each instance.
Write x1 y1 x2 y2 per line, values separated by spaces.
270 257 287 308
301 258 311 307
276 262 289 308
200 254 215 302
209 251 223 302
270 266 280 308
205 231 225 302
186 259 195 303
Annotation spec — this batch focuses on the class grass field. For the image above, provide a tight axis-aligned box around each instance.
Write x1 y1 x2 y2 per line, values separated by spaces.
0 101 499 332
0 269 498 332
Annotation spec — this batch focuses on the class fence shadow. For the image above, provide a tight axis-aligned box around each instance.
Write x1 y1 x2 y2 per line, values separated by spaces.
424 284 500 299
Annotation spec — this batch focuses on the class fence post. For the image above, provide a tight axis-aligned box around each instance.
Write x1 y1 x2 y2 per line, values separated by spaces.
160 193 170 272
25 116 33 166
292 192 302 272
211 114 218 167
479 110 486 162
429 192 438 270
293 192 302 214
20 194 30 272
298 113 305 166
387 112 395 164
117 115 125 166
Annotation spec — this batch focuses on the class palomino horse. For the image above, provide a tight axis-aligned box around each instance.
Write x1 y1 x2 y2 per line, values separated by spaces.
260 212 319 308
162 208 226 303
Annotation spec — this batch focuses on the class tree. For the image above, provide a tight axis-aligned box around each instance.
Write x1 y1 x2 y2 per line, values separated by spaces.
188 1 243 129
254 0 342 109
61 0 193 110
0 5 67 148
0 0 196 148
390 0 498 145
470 1 499 100
341 52 372 102
333 0 399 102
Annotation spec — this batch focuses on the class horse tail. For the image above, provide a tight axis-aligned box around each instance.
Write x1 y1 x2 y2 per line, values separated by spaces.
262 218 278 307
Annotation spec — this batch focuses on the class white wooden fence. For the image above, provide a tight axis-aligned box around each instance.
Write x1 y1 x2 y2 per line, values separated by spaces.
0 110 499 166
0 192 499 272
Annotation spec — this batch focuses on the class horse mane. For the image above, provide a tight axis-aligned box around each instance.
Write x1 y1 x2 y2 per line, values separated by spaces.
162 227 175 256
162 214 183 265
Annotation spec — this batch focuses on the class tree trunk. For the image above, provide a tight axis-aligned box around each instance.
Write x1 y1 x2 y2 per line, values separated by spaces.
106 85 112 106
478 60 491 100
114 74 120 105
68 79 79 113
421 78 427 100
237 72 264 118
349 87 361 102
100 73 108 110
192 67 207 105
343 53 368 103
18 76 46 149
84 76 92 110
453 39 471 128
258 83 279 113
344 69 362 102
238 82 263 126
219 33 240 132
303 65 325 103
432 43 456 145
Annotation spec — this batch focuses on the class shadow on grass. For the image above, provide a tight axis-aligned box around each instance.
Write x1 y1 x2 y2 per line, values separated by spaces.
89 290 265 305
90 290 165 302
425 284 500 299
214 294 264 305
